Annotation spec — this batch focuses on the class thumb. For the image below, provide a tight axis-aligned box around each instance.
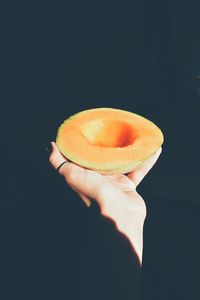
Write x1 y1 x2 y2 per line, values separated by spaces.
127 146 162 187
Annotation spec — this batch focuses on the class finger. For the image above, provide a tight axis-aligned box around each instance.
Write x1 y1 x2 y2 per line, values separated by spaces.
78 193 92 207
49 141 68 169
49 142 106 204
104 174 136 191
69 184 92 207
127 146 162 187
63 164 105 203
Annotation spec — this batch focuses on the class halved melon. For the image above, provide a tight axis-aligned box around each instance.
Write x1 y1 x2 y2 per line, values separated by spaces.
56 107 164 175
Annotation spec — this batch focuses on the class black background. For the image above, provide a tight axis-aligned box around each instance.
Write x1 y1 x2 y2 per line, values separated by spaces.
2 1 200 299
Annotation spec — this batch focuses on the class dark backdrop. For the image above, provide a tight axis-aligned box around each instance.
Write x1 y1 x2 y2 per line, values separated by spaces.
2 1 200 299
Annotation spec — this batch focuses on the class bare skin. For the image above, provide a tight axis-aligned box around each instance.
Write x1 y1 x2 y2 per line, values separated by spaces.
49 142 162 265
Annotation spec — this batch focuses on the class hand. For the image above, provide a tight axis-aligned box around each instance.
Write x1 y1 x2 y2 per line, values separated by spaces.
49 142 162 265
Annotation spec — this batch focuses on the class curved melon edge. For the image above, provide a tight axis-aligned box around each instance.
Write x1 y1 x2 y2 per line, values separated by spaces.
56 108 163 175
91 148 160 175
56 140 161 175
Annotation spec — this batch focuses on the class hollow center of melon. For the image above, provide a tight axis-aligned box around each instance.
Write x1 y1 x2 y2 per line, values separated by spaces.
80 119 138 148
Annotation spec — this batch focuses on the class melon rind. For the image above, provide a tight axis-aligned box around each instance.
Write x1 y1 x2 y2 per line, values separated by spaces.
56 107 164 175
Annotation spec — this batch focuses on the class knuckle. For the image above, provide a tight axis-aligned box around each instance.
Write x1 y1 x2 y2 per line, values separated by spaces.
65 166 77 183
99 206 108 218
95 181 108 199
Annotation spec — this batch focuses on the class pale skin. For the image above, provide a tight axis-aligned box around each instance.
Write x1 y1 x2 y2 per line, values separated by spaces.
49 142 162 265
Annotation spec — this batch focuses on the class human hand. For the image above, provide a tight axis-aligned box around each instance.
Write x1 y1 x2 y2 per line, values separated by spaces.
49 142 162 264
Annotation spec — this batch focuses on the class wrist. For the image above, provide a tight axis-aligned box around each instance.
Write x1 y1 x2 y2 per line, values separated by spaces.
100 195 146 265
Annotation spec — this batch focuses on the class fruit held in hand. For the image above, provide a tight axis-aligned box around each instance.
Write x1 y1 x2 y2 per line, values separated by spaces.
56 107 164 174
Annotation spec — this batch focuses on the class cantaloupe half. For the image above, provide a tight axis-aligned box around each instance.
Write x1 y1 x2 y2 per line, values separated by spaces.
56 107 164 175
